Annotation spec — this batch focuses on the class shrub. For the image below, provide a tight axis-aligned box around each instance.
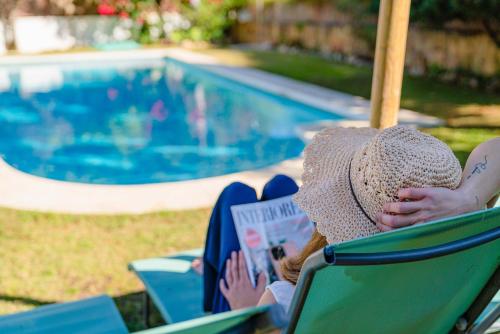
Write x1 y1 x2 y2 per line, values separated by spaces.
94 0 166 44
174 0 248 43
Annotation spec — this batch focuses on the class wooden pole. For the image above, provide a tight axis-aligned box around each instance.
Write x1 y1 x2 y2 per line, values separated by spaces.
369 0 411 129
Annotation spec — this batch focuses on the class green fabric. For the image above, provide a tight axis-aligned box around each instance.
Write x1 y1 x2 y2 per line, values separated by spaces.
294 208 500 334
134 306 269 334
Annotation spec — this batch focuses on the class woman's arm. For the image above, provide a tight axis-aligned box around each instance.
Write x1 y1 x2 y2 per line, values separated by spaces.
257 289 278 306
376 137 500 230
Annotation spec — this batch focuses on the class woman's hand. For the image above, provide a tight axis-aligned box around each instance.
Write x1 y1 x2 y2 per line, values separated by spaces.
376 187 477 231
219 250 267 310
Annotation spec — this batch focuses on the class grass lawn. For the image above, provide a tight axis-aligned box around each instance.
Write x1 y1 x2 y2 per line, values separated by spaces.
0 208 210 331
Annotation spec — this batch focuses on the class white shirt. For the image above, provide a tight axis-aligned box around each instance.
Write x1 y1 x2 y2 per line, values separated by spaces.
266 280 296 312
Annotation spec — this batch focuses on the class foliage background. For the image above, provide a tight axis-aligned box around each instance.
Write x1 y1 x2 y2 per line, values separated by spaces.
171 0 248 43
1 0 498 46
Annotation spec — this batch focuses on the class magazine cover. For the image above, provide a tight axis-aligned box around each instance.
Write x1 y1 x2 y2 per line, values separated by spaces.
231 195 314 287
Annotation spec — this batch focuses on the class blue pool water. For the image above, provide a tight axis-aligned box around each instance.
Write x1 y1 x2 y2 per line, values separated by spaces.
0 58 341 184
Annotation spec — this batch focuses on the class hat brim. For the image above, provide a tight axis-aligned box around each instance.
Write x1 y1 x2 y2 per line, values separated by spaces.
293 127 380 244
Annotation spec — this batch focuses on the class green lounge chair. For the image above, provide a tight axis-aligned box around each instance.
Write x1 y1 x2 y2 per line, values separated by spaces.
286 207 499 334
128 249 205 325
133 207 500 334
0 295 128 334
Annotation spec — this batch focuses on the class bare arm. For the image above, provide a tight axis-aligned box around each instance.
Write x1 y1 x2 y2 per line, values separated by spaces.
257 289 277 306
376 137 500 230
460 137 500 209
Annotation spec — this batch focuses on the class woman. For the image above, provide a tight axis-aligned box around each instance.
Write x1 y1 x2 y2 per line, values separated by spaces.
221 125 465 312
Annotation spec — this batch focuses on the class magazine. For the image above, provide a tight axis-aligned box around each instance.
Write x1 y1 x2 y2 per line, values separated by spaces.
231 195 314 287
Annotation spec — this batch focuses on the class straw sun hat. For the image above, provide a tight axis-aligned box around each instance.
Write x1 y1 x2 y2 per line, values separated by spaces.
293 125 462 244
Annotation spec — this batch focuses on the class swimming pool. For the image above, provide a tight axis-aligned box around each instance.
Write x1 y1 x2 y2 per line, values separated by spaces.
0 57 342 184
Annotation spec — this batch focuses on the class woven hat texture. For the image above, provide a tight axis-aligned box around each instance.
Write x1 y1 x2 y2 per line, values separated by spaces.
293 125 462 244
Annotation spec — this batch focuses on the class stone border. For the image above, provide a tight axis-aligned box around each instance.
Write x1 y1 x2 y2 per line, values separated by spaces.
0 156 304 214
0 48 441 213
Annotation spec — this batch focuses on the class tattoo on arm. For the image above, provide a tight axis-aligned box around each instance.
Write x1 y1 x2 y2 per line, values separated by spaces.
467 155 488 180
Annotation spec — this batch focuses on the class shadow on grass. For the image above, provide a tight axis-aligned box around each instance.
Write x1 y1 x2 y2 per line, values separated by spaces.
114 291 165 332
0 295 55 307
